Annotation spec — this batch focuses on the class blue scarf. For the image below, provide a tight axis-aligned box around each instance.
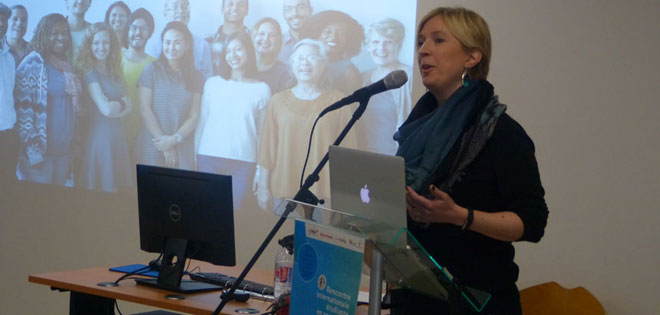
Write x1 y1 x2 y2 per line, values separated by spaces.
395 80 506 193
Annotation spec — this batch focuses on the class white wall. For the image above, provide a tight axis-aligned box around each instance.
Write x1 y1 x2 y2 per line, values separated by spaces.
414 1 660 314
1 0 659 314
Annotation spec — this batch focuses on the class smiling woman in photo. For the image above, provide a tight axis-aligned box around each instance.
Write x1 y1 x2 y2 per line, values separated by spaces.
104 1 131 45
135 21 203 170
301 10 364 95
15 13 82 186
76 22 132 192
251 17 294 95
255 39 355 211
195 30 270 211
355 18 413 155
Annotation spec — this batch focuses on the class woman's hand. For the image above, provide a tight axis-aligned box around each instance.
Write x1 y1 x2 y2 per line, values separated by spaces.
153 135 177 152
163 148 178 168
406 185 467 225
255 187 271 211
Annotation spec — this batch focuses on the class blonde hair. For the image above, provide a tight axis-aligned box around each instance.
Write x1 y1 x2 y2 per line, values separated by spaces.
417 7 491 80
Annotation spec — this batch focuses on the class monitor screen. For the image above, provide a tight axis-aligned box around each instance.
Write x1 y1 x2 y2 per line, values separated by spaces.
136 164 235 291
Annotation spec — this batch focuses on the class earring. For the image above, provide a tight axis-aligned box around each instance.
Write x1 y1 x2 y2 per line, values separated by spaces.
461 69 468 87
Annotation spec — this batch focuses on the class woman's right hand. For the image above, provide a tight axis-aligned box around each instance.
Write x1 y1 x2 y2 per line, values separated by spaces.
163 148 178 168
253 165 271 211
255 187 271 211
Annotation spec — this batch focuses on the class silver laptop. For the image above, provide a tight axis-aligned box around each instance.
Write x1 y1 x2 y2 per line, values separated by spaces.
328 145 407 231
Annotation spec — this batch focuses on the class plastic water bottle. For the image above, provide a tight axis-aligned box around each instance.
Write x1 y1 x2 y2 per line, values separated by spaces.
274 235 294 298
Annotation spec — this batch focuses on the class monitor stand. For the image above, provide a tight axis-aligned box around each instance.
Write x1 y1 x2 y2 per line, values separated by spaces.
135 238 223 294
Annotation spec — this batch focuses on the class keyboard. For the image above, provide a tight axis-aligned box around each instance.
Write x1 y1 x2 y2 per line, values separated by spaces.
188 272 275 301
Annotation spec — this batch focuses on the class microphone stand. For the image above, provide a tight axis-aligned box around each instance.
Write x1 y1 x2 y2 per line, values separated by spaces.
213 98 371 314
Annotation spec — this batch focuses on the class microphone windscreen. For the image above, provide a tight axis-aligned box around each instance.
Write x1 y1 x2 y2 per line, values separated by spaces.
383 70 408 90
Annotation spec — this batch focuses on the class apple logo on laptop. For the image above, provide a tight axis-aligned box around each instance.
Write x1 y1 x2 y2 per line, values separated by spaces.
360 185 370 204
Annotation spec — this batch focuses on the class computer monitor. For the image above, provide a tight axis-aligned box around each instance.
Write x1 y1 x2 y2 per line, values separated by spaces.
136 164 236 293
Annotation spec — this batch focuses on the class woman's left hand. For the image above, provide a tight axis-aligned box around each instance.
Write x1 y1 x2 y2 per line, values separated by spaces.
406 185 466 225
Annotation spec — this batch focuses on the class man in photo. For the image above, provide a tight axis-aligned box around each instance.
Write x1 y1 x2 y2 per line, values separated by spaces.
65 0 92 58
279 0 312 63
0 3 16 182
5 5 30 65
207 0 249 44
122 8 156 161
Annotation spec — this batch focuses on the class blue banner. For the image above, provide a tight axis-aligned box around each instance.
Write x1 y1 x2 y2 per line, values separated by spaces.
290 220 365 315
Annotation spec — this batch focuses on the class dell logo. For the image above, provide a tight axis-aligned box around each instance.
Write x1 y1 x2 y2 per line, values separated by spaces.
168 204 182 222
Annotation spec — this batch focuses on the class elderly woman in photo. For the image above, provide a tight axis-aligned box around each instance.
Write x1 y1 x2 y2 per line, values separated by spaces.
255 39 355 210
391 7 548 314
76 22 132 192
15 13 82 186
195 31 270 211
251 17 294 94
135 21 203 170
104 1 131 45
355 18 413 155
301 10 364 95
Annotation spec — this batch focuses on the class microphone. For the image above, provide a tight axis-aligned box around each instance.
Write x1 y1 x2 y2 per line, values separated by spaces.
318 70 408 117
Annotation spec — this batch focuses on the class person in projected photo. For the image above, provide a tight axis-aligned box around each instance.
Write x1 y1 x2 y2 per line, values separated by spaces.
278 0 313 64
255 39 356 211
0 3 16 182
65 0 92 59
104 1 130 46
121 8 155 162
355 18 412 155
207 0 249 45
301 10 364 95
195 31 270 211
5 5 32 66
252 17 294 95
207 0 249 75
15 13 82 186
76 22 132 192
209 39 224 76
392 8 548 314
147 0 212 79
136 21 203 170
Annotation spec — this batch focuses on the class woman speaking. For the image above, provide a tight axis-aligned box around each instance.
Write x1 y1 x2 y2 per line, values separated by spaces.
395 7 548 314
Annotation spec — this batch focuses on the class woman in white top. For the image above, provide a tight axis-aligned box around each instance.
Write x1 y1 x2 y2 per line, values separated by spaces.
196 31 270 211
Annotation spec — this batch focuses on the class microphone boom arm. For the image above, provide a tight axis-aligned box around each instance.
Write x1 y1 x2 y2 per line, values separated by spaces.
212 97 371 314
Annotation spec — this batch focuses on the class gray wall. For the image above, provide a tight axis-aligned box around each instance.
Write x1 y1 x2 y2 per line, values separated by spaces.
1 0 659 314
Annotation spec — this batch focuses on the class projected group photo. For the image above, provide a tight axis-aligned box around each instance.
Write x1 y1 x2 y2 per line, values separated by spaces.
0 0 416 211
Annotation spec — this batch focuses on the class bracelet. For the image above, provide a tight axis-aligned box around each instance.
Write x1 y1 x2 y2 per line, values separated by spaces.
461 208 474 231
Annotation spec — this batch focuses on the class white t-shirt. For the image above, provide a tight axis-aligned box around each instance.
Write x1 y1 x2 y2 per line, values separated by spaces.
196 76 271 162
